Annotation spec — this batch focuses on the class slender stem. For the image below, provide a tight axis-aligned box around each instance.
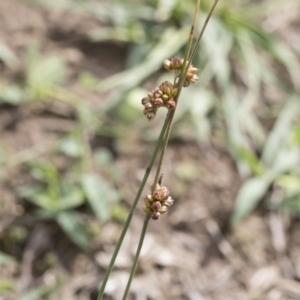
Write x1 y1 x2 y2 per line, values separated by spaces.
97 112 171 299
98 1 219 298
188 0 219 65
151 1 201 191
151 112 174 192
177 0 201 86
122 214 151 300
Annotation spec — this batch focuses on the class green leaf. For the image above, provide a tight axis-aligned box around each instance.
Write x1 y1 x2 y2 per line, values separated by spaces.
276 175 300 193
261 97 299 168
231 176 271 225
59 188 85 210
56 211 90 250
81 173 119 221
235 146 265 176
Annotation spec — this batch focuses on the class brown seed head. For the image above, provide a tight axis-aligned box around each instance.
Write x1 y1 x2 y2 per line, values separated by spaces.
166 100 176 110
152 201 162 210
159 81 173 95
146 112 156 121
141 97 150 105
151 211 160 220
171 57 184 69
163 59 172 71
154 98 164 107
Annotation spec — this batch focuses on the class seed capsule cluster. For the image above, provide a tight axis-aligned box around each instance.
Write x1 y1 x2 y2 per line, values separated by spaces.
143 184 174 220
141 81 178 121
141 56 199 120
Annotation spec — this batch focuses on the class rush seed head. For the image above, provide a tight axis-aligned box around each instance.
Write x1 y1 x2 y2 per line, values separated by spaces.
141 57 198 120
143 184 174 220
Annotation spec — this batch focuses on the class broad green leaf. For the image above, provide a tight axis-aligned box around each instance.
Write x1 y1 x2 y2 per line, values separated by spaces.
56 211 90 250
59 188 85 210
261 98 299 168
270 147 300 176
24 190 56 211
235 146 265 176
276 175 300 193
231 176 271 225
81 173 119 221
19 184 85 212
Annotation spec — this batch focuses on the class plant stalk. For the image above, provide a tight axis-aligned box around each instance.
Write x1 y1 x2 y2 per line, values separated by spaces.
97 112 171 299
151 0 201 191
121 214 151 300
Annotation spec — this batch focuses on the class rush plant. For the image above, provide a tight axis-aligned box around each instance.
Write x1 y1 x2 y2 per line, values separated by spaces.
97 1 219 298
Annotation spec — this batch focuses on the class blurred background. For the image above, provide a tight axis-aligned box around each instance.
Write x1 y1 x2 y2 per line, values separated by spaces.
0 0 300 299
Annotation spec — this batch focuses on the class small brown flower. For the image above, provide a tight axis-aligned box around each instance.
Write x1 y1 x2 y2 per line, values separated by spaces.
143 184 174 220
166 100 176 110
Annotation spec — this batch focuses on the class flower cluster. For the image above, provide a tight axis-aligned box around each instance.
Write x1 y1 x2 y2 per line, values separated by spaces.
143 184 174 220
141 56 199 120
164 56 199 87
141 81 178 120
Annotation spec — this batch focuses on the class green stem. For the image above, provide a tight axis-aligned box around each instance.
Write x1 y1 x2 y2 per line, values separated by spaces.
122 214 151 300
151 112 174 192
177 0 201 86
188 0 219 64
97 112 171 299
151 0 201 191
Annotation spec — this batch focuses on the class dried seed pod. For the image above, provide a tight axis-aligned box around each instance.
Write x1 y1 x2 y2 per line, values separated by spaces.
172 88 178 97
159 205 168 214
154 98 164 107
163 59 172 71
144 102 153 110
152 201 162 210
166 100 176 110
151 211 160 220
171 57 184 69
144 184 174 220
141 97 150 105
164 197 174 207
146 112 156 121
159 81 173 95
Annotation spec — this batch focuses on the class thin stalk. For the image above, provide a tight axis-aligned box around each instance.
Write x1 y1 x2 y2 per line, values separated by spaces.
151 112 174 193
177 0 201 86
188 0 219 66
121 214 151 300
101 1 219 298
151 0 201 192
152 0 218 180
97 112 171 299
